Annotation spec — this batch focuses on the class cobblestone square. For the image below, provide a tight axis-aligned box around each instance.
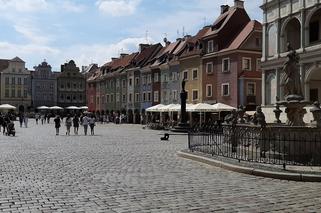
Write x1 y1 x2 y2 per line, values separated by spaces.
0 120 321 212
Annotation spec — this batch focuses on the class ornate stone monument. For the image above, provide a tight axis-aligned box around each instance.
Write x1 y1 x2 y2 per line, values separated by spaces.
310 101 321 128
273 104 282 124
277 43 309 126
172 80 190 132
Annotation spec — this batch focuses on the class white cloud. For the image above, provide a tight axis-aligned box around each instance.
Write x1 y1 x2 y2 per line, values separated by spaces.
96 0 142 16
0 0 47 12
14 23 52 45
62 1 86 13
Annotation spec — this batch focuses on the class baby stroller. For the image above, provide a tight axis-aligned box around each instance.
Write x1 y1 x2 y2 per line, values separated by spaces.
6 121 15 136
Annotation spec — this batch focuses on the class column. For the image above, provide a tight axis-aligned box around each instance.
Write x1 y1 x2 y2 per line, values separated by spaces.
276 68 281 99
262 70 266 106
262 24 267 61
301 9 305 50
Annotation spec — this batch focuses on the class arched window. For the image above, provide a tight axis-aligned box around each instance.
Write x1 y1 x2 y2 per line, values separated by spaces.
309 9 321 44
282 18 301 52
265 73 277 105
268 24 277 57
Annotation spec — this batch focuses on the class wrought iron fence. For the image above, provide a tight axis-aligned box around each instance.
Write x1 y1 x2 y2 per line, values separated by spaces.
188 124 321 166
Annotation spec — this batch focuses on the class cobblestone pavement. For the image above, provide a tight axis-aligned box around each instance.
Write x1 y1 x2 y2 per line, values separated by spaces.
0 120 321 213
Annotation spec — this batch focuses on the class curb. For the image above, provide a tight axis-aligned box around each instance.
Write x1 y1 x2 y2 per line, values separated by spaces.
177 151 321 182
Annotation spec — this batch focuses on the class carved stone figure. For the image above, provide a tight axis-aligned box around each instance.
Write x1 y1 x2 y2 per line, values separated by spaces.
237 105 246 124
282 43 303 101
253 106 266 128
310 101 321 128
182 80 186 92
224 109 238 125
273 104 283 124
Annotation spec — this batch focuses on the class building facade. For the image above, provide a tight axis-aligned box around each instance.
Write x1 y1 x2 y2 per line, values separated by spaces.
261 0 321 105
0 57 32 112
31 60 58 108
57 60 86 108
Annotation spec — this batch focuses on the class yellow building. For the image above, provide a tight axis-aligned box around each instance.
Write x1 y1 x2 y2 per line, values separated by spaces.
0 57 32 112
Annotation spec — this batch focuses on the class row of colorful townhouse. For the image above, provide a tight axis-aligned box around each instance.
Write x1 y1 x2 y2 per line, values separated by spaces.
86 0 263 123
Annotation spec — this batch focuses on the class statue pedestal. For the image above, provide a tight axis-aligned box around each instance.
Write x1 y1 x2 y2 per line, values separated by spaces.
278 100 309 126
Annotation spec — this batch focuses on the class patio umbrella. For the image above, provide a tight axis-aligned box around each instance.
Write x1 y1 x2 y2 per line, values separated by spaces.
66 106 80 110
50 106 63 110
0 104 16 110
79 106 89 110
187 103 216 112
37 106 49 110
146 104 165 112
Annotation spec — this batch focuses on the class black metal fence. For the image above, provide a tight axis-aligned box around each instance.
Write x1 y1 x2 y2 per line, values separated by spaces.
188 124 321 166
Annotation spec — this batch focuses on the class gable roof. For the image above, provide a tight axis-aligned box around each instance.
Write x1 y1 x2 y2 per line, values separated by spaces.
11 56 25 63
133 43 163 67
0 59 9 71
218 20 262 53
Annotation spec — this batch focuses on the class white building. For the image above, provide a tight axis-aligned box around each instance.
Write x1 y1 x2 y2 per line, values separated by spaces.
261 0 321 106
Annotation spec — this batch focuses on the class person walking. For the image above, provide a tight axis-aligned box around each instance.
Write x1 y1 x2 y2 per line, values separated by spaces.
19 113 24 128
35 113 40 125
89 115 96 136
54 115 61 135
82 114 89 136
73 115 79 135
24 113 29 128
41 114 45 125
65 115 72 136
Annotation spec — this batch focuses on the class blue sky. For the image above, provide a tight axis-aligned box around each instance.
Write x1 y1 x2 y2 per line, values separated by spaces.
0 0 262 71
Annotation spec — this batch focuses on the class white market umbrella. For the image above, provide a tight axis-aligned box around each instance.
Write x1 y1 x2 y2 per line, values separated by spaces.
159 104 180 112
50 106 63 110
79 106 89 110
0 104 16 110
66 106 80 110
212 103 236 111
146 104 165 112
187 103 216 112
37 106 49 110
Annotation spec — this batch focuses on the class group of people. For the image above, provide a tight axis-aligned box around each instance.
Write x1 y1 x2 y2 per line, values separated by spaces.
53 114 96 136
0 113 16 136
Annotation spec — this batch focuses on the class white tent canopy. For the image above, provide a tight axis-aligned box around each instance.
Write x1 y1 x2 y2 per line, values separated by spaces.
212 103 236 111
159 104 181 112
37 106 49 110
187 103 216 112
79 106 89 110
50 106 63 110
146 104 166 112
0 104 16 110
66 106 80 110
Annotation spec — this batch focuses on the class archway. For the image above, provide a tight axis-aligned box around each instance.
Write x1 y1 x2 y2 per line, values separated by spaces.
308 8 321 45
305 66 321 102
265 73 277 105
267 24 277 57
281 18 301 52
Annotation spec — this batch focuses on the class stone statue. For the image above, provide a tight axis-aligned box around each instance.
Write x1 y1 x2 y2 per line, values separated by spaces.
310 101 321 128
282 43 303 101
253 106 266 128
224 109 238 125
273 104 282 124
237 105 246 124
182 80 186 92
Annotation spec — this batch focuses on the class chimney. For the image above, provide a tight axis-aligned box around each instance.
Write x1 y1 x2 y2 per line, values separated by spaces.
234 0 244 9
139 44 150 52
221 5 229 14
111 57 118 61
120 53 128 58
61 64 64 72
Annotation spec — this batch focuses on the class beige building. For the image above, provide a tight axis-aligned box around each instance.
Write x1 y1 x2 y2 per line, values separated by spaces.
0 57 32 112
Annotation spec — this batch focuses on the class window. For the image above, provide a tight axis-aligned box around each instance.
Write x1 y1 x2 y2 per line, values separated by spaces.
129 78 133 87
163 74 168 82
192 69 198 80
67 83 70 89
116 80 120 88
11 89 15 97
147 74 152 84
18 78 21 85
17 89 21 98
256 59 261 71
135 77 139 86
143 92 146 101
106 94 110 103
268 24 277 57
148 92 151 101
173 90 178 101
206 84 213 97
221 83 230 96
5 89 9 98
206 62 213 73
247 82 256 96
24 90 28 98
192 90 198 101
222 58 230 72
129 93 133 103
135 93 140 102
90 96 94 104
11 77 15 85
154 73 159 82
24 78 27 85
154 91 159 102
116 93 120 102
122 79 126 88
163 90 167 101
110 94 114 102
172 72 178 81
5 77 9 85
242 58 251 71
310 21 319 43
12 68 15 72
142 76 146 84
207 40 214 53
183 70 188 80
122 94 126 103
